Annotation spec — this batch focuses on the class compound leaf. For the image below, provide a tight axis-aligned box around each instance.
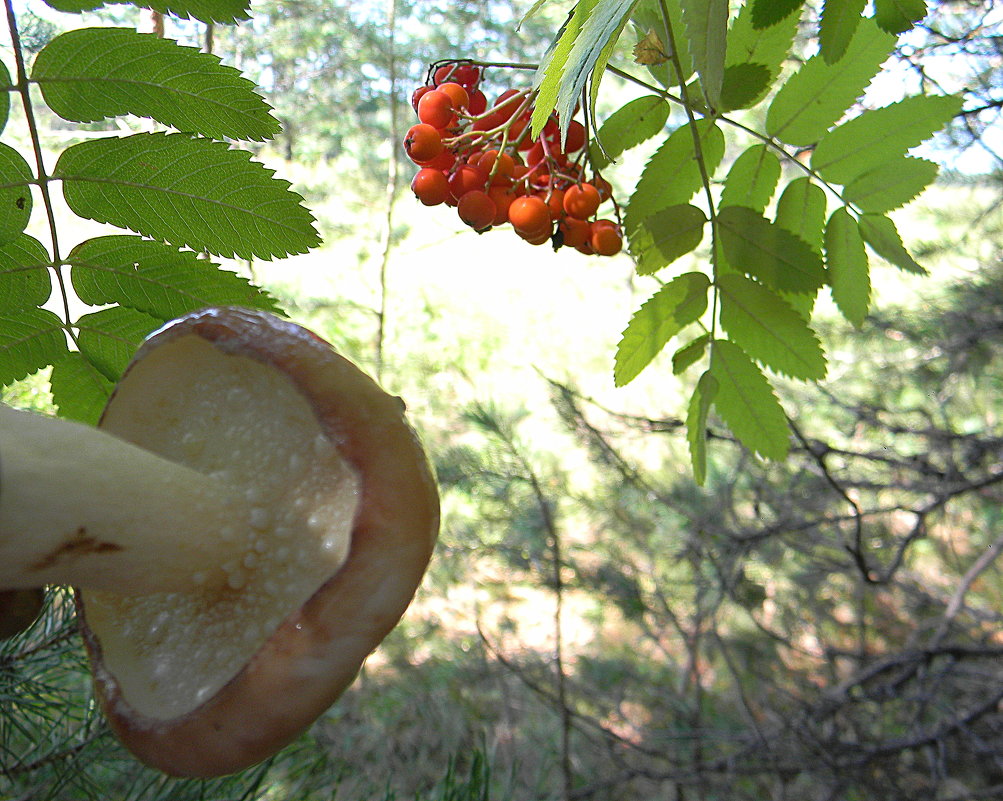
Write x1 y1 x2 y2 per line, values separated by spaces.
774 177 827 254
50 351 115 425
843 155 938 212
858 212 925 274
591 94 669 169
717 205 825 295
0 306 68 386
614 271 710 386
42 0 251 24
811 93 963 185
718 273 827 379
68 235 280 320
725 0 799 108
766 18 896 146
825 207 870 327
0 235 52 312
630 204 707 275
673 333 710 375
710 338 789 460
819 0 866 63
33 28 279 142
55 132 320 260
0 143 34 247
532 0 597 133
720 144 781 212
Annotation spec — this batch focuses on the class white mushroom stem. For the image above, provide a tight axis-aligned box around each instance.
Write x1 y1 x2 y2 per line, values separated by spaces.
0 404 250 595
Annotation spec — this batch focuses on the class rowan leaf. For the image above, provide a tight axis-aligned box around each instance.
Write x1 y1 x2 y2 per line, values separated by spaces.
858 213 926 274
625 119 724 232
710 339 789 460
50 351 114 425
811 93 963 186
819 0 866 63
68 235 280 320
0 60 11 134
751 0 803 28
0 143 34 247
590 95 669 169
775 178 827 254
532 0 597 134
55 132 321 260
720 145 781 212
0 306 68 386
717 205 826 295
42 0 251 24
725 0 799 107
673 333 710 375
614 271 710 386
0 235 52 312
631 0 692 88
687 370 717 485
825 207 870 327
33 28 279 142
75 305 162 381
843 156 938 212
874 0 927 34
766 18 896 146
680 0 728 106
718 273 827 379
630 204 707 275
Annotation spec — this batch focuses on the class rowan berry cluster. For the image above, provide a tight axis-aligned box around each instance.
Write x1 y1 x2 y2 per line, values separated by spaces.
403 60 623 256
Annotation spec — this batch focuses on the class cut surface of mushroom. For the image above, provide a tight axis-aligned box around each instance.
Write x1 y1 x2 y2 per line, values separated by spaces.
82 333 360 719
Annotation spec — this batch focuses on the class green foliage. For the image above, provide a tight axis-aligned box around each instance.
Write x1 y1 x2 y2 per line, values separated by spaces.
0 1 316 419
533 0 958 480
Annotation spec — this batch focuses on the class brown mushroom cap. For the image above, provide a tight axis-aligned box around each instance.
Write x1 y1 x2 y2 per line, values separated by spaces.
76 307 439 777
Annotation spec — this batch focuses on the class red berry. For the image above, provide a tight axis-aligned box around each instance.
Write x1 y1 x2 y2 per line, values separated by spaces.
590 220 622 256
508 195 550 236
448 164 489 200
411 85 432 113
565 120 586 153
411 168 449 206
437 82 469 111
403 123 443 163
457 190 496 231
417 90 454 129
563 183 601 219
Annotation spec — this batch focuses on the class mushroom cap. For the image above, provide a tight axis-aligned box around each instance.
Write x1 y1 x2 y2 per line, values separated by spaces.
75 307 439 777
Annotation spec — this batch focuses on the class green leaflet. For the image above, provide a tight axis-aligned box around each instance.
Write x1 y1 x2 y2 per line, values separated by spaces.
766 18 896 147
724 0 799 108
68 235 280 320
858 213 926 274
716 205 826 295
717 273 827 380
819 0 866 63
590 95 669 170
825 207 870 327
55 132 321 260
718 63 772 112
775 177 827 253
843 156 939 213
0 60 10 134
0 143 34 247
42 0 251 24
719 145 781 213
0 306 68 386
709 338 789 461
811 93 963 186
631 0 693 89
680 0 728 106
75 305 162 381
576 0 640 133
625 119 724 233
33 28 279 142
532 0 598 135
0 235 52 312
751 0 803 29
614 271 710 387
630 204 707 275
673 333 709 375
874 0 927 34
50 351 115 425
686 370 717 485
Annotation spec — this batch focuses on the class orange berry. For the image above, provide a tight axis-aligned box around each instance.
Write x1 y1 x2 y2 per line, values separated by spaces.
543 188 565 220
403 123 443 164
563 182 601 219
448 164 489 200
457 190 496 231
488 186 516 226
592 175 613 201
590 220 623 256
411 85 432 113
411 168 449 206
468 89 488 115
437 81 469 110
558 216 590 249
508 195 550 236
519 226 553 245
417 89 454 128
565 120 587 152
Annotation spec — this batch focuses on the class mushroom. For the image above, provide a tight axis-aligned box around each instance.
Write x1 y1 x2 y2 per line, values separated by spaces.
0 307 439 777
